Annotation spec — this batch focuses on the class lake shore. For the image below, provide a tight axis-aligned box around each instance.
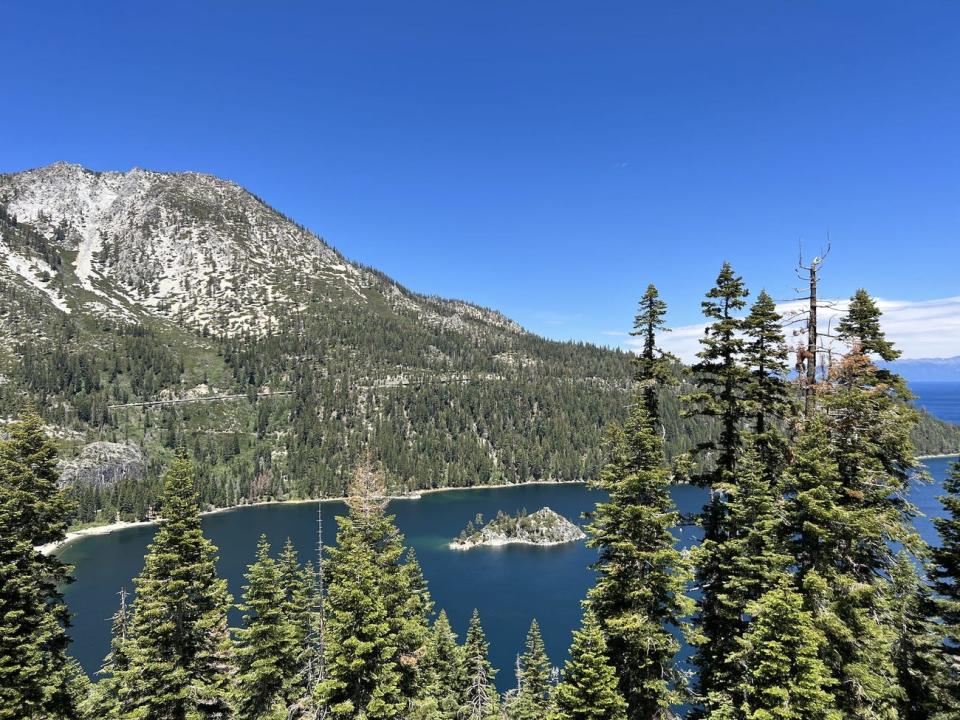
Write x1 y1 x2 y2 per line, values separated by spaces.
39 479 588 555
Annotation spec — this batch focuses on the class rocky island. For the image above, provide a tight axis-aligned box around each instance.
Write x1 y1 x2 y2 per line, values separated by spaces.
450 506 586 550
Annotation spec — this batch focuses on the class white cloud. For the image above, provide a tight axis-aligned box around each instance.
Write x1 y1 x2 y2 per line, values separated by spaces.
622 296 960 364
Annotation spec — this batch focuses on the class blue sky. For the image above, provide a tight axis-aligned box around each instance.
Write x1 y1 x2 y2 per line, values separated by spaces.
3 2 959 356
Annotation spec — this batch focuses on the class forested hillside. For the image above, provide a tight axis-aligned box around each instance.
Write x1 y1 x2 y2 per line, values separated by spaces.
1 164 957 529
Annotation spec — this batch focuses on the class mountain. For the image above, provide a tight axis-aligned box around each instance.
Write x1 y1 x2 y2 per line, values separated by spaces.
887 356 960 382
0 162 956 526
0 162 639 523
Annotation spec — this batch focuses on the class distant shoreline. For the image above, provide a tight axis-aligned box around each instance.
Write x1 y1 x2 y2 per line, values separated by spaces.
40 455 960 556
39 478 588 555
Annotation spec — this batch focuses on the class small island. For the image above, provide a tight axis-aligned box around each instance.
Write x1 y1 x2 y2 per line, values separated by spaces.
450 506 586 550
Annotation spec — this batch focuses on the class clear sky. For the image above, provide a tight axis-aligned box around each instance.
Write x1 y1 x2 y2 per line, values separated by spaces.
3 2 959 357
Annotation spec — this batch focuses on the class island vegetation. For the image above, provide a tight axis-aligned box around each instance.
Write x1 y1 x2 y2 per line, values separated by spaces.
3 268 960 719
451 507 586 550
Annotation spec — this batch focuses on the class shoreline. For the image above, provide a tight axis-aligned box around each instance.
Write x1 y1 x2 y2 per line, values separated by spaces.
39 478 589 555
39 455 960 555
449 535 586 551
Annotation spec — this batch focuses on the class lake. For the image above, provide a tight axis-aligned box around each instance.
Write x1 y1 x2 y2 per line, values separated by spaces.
912 381 960 424
59 459 957 688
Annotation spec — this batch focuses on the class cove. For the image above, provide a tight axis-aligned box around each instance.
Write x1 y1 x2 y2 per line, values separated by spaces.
59 458 956 689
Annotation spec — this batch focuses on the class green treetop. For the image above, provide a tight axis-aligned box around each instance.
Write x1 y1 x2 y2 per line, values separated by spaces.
550 611 627 720
685 261 750 484
234 535 299 719
731 576 841 720
419 610 465 720
587 401 692 719
117 454 235 720
509 619 552 720
836 289 901 362
742 289 793 476
630 283 675 425
461 610 500 720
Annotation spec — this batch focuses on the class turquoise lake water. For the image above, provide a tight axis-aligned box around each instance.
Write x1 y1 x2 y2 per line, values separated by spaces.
59 459 957 687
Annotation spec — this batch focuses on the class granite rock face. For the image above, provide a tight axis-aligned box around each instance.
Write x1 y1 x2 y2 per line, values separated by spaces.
59 442 146 488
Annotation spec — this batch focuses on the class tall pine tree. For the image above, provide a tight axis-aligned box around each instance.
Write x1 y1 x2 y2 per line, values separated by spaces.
117 455 234 720
233 535 298 719
587 403 693 719
0 411 75 720
461 610 499 720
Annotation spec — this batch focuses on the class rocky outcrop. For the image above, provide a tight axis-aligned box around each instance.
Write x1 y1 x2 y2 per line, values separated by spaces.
58 442 145 488
450 506 586 550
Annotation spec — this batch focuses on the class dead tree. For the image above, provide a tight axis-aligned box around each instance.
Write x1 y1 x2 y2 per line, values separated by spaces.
786 238 834 418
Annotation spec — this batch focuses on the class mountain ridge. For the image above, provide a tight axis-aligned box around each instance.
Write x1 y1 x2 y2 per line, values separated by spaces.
0 162 956 528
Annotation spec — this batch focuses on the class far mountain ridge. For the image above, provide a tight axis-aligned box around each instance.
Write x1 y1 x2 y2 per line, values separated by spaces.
886 355 960 382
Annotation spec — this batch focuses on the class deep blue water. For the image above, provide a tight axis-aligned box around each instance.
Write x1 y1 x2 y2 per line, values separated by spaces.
911 381 960 424
59 463 956 689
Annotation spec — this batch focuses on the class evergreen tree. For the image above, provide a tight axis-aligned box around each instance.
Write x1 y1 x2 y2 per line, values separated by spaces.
461 610 500 720
315 513 404 719
277 539 320 705
419 610 465 720
510 619 552 720
731 577 841 720
693 450 791 717
888 554 955 720
587 401 692 719
836 289 900 362
630 283 674 424
685 261 750 483
782 291 920 720
234 535 298 719
684 264 751 713
742 289 793 475
83 588 132 719
550 611 627 720
117 455 234 720
931 460 960 712
0 411 76 720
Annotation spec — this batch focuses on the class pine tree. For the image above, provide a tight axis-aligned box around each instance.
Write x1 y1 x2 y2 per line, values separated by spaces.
117 454 234 720
315 514 404 719
461 610 500 720
693 450 791 717
234 535 298 719
550 611 627 720
630 283 674 424
420 610 465 720
742 289 793 475
931 460 960 712
277 539 319 705
685 261 750 483
83 588 132 719
732 577 841 720
836 289 900 362
509 619 552 720
783 291 920 720
587 401 692 719
684 264 751 713
0 411 76 720
888 553 955 720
